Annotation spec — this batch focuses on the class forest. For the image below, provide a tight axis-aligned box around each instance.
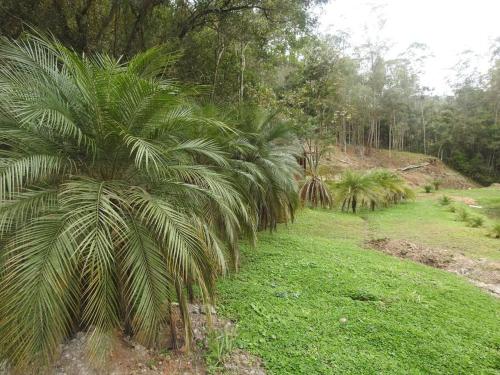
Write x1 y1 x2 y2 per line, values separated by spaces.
0 1 499 374
2 0 499 184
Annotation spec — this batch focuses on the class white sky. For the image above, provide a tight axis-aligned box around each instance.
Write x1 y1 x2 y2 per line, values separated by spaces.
316 0 500 95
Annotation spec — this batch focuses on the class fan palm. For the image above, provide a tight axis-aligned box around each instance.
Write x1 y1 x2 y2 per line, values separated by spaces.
334 170 381 213
0 34 250 368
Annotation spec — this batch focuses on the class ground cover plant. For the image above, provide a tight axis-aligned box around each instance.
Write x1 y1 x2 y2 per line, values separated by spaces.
216 205 500 374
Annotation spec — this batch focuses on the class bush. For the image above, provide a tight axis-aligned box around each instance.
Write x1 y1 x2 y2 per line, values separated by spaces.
489 223 500 238
369 170 415 206
334 169 414 213
432 180 442 190
424 185 433 193
467 216 484 228
448 204 457 213
456 207 470 222
438 195 452 205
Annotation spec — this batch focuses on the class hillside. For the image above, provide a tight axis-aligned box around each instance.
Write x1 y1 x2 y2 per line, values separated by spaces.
319 147 477 189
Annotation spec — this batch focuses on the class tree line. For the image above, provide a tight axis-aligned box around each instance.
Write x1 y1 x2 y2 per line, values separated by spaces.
2 1 498 183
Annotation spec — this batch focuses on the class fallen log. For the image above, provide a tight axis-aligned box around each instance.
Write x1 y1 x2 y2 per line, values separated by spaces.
334 157 352 164
398 162 430 171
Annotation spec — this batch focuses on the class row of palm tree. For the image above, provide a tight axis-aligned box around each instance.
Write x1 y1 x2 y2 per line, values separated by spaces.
0 34 300 369
301 170 414 213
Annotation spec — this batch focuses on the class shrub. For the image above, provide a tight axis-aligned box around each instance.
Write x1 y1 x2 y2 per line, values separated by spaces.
467 216 484 228
456 207 470 222
438 195 452 205
0 34 300 368
424 185 433 193
489 223 500 238
369 169 415 207
432 180 442 190
448 204 457 213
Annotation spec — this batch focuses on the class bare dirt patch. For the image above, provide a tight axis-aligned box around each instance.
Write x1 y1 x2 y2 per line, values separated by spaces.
0 304 266 375
450 196 478 206
320 146 477 189
367 238 500 297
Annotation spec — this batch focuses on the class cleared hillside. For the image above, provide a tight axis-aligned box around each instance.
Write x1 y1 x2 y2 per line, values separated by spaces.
319 147 477 189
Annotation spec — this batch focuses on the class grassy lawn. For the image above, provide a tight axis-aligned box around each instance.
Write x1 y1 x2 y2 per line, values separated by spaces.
363 193 500 261
216 194 500 374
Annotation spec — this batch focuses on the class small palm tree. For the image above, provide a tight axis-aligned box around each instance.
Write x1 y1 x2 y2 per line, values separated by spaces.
299 167 332 208
369 169 415 207
0 34 253 368
334 170 381 213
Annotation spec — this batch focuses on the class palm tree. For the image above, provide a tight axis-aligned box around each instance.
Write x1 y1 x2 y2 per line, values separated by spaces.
227 108 301 233
368 169 415 207
0 34 251 368
334 170 381 213
299 167 332 208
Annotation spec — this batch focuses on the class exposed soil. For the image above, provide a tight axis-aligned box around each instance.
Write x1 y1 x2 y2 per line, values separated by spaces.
320 146 477 189
450 196 478 206
367 238 500 297
1 304 265 375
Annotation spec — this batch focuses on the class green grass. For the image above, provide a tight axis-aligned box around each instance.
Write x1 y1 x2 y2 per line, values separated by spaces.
446 187 500 219
216 199 500 374
363 194 500 261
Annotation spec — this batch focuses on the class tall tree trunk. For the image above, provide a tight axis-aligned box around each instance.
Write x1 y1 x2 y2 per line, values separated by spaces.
421 100 427 154
211 36 226 102
238 42 249 105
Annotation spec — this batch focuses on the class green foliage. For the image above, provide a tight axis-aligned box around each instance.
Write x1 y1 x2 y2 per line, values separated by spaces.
227 107 301 232
334 170 380 213
333 169 413 213
424 185 433 193
299 175 332 208
217 208 500 374
432 180 442 190
467 215 484 228
490 222 500 238
205 326 237 373
368 169 415 206
0 34 299 369
456 207 471 222
438 195 452 205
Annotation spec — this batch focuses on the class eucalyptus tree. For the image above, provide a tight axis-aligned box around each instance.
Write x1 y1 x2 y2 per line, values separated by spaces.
0 34 255 368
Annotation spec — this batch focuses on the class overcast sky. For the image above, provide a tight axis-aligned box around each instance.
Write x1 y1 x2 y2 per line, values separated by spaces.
316 0 500 95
